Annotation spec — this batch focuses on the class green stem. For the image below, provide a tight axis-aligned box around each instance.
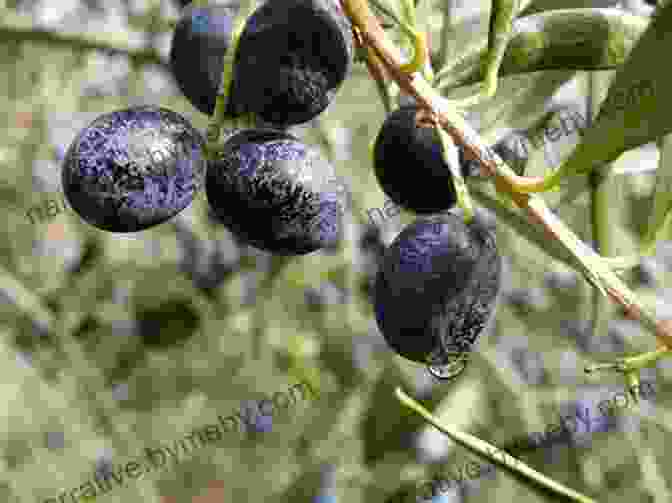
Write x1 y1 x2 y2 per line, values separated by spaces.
368 0 430 80
585 346 671 382
447 0 520 108
205 0 259 157
399 0 416 28
399 0 433 82
589 72 616 341
363 41 394 113
394 387 598 503
433 0 535 90
437 0 459 71
436 120 474 222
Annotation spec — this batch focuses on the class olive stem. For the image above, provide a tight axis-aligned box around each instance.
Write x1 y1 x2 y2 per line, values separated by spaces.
436 0 459 72
433 114 474 222
585 346 672 406
368 0 428 76
446 0 520 109
588 72 617 347
205 0 259 158
394 387 599 503
432 0 535 90
354 26 394 114
585 346 671 377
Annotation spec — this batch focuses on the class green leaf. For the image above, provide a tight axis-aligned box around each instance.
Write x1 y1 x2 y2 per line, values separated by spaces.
521 0 623 16
434 9 648 93
484 106 589 193
643 134 672 251
558 2 672 179
469 184 583 271
472 70 575 135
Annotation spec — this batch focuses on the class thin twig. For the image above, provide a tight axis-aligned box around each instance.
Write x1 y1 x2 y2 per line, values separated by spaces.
395 388 598 503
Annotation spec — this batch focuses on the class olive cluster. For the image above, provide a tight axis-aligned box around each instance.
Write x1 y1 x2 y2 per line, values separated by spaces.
60 0 353 255
59 0 502 372
372 106 502 375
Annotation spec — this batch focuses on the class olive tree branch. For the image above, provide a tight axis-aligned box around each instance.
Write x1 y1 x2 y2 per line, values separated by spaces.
0 9 168 69
354 26 394 114
339 0 672 348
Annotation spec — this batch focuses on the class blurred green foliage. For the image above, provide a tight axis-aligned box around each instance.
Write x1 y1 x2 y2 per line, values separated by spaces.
0 1 670 503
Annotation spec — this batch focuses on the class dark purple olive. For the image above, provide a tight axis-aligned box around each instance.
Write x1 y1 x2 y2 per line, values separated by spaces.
374 211 501 364
61 105 206 232
206 128 345 255
169 0 353 126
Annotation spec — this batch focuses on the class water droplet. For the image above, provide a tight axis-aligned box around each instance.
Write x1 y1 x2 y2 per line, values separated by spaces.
426 351 469 382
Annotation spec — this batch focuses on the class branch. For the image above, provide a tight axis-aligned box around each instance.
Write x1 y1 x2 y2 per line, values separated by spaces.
340 0 672 348
0 9 168 70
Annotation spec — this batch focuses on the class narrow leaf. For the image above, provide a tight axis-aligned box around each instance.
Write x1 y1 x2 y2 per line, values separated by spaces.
472 180 607 295
434 8 648 92
558 1 672 179
469 183 582 270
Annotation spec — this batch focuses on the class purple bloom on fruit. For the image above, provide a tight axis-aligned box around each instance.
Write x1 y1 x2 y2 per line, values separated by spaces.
61 105 206 232
169 0 353 126
206 129 344 255
374 212 501 366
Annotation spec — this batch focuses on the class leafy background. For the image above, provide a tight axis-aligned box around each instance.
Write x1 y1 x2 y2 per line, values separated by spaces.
0 0 671 502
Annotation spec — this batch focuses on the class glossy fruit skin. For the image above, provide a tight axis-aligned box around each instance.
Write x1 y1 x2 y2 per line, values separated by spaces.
169 0 353 126
170 3 237 117
373 212 501 364
61 106 207 232
206 129 344 255
373 104 477 214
